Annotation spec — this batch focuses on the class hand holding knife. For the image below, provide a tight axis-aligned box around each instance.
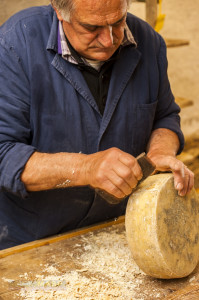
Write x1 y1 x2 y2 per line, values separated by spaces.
96 152 156 204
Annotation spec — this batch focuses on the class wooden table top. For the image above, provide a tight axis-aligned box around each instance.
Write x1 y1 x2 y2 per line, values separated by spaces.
0 216 199 300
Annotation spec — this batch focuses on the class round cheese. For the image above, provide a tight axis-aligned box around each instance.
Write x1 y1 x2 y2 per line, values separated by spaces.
125 173 199 279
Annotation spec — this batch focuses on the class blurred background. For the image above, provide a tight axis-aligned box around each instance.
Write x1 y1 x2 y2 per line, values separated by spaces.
1 0 199 186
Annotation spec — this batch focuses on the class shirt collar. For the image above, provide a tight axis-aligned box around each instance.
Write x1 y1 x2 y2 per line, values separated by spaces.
122 23 137 47
58 21 137 65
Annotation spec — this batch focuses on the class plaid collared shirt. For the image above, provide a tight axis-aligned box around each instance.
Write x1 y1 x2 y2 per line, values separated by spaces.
58 21 137 66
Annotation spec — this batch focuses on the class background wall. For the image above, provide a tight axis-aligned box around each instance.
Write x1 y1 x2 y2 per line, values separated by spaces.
0 0 49 24
129 1 199 139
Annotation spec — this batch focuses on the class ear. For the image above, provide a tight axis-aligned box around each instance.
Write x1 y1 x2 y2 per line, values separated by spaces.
53 6 64 22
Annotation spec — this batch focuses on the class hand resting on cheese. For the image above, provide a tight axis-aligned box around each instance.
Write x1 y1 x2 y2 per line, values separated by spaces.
147 128 194 197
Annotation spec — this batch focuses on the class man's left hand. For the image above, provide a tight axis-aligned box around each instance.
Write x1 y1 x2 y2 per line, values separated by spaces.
148 154 194 196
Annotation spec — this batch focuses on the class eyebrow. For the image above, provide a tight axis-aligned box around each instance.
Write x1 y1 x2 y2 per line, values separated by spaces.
79 14 126 29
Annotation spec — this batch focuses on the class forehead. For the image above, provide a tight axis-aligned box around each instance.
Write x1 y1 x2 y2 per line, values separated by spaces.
73 0 127 25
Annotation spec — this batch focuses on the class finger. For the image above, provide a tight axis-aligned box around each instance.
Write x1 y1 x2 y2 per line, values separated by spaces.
173 163 185 190
161 157 185 195
178 168 194 196
102 178 129 199
112 159 139 190
187 169 194 193
108 169 134 196
147 154 194 196
173 163 194 196
118 154 143 181
176 169 188 197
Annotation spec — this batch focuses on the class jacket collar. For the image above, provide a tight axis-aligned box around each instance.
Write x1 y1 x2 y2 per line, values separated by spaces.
46 11 59 53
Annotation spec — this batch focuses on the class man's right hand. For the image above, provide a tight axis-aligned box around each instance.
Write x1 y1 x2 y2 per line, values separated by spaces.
21 148 142 196
84 147 143 199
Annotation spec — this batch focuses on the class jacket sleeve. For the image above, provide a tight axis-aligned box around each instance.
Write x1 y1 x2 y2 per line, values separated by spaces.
153 35 184 154
0 38 36 198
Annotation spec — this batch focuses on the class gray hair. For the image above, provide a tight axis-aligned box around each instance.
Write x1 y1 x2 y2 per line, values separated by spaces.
51 0 132 22
51 0 76 21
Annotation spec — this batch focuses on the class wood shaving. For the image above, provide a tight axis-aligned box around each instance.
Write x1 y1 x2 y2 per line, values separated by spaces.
16 226 160 300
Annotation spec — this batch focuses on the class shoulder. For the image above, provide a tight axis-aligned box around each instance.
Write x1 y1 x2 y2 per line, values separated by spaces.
0 5 55 56
0 5 54 44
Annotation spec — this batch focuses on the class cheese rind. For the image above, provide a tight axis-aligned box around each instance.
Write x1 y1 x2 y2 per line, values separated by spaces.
125 173 199 279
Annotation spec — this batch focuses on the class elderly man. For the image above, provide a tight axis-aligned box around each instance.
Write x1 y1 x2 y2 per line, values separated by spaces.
0 0 193 249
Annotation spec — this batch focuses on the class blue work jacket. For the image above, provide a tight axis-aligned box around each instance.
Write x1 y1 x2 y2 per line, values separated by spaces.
0 6 184 249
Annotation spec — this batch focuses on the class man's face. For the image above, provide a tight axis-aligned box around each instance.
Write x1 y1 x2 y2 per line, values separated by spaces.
56 0 127 61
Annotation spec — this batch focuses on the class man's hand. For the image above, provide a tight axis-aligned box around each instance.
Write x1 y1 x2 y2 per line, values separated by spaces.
22 127 193 198
147 154 194 196
84 147 143 199
21 148 143 197
147 128 194 197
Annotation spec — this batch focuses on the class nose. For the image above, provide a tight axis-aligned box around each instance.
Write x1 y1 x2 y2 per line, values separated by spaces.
97 26 114 48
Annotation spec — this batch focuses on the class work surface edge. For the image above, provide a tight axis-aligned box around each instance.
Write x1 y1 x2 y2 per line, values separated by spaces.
0 216 125 259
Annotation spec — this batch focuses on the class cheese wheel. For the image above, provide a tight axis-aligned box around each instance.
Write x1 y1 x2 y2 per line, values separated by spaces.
125 173 199 279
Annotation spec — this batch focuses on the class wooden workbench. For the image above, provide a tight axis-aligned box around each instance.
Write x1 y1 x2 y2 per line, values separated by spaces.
0 216 199 299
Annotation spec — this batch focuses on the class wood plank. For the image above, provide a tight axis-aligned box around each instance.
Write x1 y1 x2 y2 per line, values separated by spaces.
1 221 198 300
166 284 199 299
165 38 190 48
146 0 157 28
175 96 193 109
0 216 125 259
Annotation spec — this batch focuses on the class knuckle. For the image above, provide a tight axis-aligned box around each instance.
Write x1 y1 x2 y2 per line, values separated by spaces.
173 160 182 170
110 147 120 155
185 167 194 177
116 177 124 187
99 160 108 170
129 158 137 169
95 171 105 185
123 169 132 179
